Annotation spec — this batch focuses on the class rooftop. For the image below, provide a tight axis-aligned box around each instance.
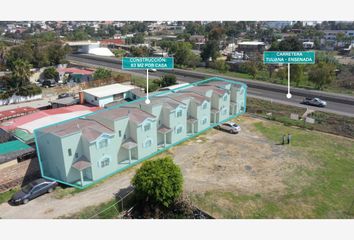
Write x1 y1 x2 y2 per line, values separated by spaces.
83 84 137 98
41 118 114 142
238 41 265 46
57 67 94 75
93 106 155 124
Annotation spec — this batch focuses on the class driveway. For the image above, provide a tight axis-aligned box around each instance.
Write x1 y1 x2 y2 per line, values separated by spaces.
0 168 136 219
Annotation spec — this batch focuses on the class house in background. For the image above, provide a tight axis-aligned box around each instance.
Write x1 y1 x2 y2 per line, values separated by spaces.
82 83 137 107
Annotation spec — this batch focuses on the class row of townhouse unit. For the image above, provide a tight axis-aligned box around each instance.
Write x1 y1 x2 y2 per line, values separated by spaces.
35 79 247 188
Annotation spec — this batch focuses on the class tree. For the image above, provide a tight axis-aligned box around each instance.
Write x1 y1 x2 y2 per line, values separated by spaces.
308 62 335 89
270 37 304 51
290 64 304 86
43 67 59 80
201 40 219 62
132 157 183 207
240 62 258 79
276 68 287 80
11 59 32 85
213 59 229 73
93 68 112 80
160 74 177 87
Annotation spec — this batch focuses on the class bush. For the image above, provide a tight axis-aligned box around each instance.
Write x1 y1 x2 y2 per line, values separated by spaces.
160 74 177 87
43 67 59 80
132 156 183 207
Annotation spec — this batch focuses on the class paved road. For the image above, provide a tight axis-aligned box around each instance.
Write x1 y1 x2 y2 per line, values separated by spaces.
67 54 354 117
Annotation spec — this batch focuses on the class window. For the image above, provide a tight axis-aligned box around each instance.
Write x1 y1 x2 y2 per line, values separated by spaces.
144 138 153 148
94 97 98 101
176 126 183 134
223 94 228 101
176 109 182 118
100 157 110 168
202 116 208 125
222 108 228 115
98 138 108 149
68 148 72 157
144 122 151 132
118 130 122 137
75 153 79 158
202 102 208 110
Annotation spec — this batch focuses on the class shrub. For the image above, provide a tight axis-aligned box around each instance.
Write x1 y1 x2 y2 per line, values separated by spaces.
132 156 183 207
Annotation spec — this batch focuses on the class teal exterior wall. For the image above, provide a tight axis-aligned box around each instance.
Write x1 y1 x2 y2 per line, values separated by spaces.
35 77 248 189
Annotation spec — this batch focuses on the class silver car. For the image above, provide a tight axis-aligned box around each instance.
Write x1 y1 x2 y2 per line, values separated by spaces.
216 121 241 134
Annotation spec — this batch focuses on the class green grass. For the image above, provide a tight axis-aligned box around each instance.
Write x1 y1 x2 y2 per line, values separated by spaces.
190 121 354 218
131 75 160 92
0 188 19 204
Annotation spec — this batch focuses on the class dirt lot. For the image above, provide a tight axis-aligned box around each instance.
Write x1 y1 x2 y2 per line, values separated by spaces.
171 116 314 196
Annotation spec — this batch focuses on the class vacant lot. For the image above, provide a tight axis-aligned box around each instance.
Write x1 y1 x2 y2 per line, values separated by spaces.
182 116 354 218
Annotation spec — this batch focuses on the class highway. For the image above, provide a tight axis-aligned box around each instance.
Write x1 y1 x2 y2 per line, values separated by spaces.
67 54 354 117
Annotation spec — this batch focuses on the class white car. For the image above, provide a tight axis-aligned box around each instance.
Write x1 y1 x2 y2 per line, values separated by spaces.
148 69 157 72
216 121 241 134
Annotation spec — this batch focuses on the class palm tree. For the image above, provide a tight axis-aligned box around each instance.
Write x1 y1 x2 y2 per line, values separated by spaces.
10 59 32 93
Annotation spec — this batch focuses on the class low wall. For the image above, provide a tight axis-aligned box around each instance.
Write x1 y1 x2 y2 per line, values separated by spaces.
0 94 42 106
0 158 40 193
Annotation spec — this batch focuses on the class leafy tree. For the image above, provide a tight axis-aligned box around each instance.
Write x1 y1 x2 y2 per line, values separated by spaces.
213 59 229 73
160 74 177 87
208 27 225 41
290 64 304 86
308 62 335 89
131 157 183 207
11 59 32 85
276 68 287 80
201 40 219 62
93 68 112 80
43 67 59 80
240 61 258 79
130 46 150 57
270 37 304 51
126 33 145 44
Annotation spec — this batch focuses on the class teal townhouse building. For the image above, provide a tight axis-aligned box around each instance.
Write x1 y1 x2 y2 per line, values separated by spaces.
34 78 247 188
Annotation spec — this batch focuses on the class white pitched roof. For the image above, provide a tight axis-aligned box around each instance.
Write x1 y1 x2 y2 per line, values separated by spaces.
83 84 136 98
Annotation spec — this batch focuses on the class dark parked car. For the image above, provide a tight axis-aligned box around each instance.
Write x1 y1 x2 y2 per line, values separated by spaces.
58 92 70 99
301 97 327 107
41 79 57 88
11 178 58 205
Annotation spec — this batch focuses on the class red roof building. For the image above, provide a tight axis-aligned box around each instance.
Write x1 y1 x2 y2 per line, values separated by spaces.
0 107 38 122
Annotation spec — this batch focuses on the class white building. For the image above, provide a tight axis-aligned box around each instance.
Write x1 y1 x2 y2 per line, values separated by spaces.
82 84 137 107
